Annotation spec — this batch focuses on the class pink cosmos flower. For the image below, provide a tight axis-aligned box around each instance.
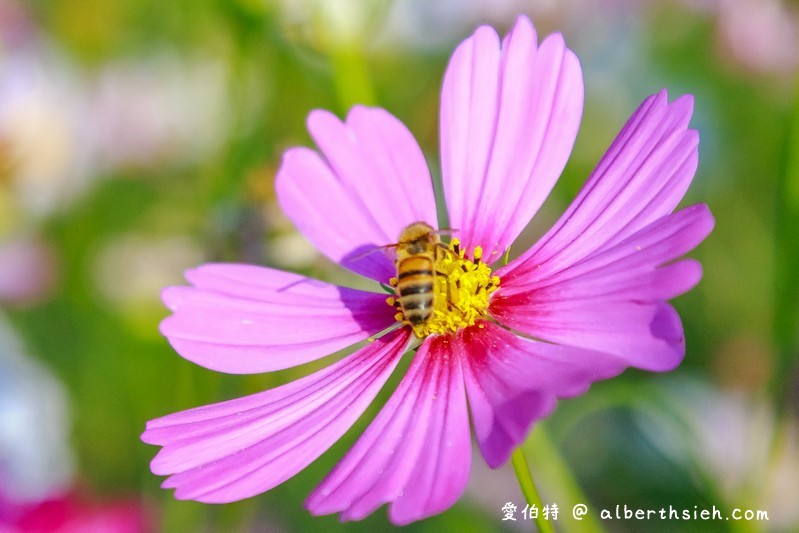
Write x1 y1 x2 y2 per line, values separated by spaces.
142 15 714 525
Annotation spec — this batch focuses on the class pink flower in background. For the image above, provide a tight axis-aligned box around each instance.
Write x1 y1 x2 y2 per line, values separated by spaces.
142 15 713 525
0 236 57 306
0 491 147 533
0 316 147 533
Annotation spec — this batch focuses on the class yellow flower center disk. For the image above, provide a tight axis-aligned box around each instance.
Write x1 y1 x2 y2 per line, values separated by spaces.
387 239 501 338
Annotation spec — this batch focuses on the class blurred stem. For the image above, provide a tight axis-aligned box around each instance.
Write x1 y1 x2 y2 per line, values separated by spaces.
312 0 381 111
506 253 566 533
772 81 799 409
524 426 606 533
511 447 555 533
505 252 603 533
330 43 376 111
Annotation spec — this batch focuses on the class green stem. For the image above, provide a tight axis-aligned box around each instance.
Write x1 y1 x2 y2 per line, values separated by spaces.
772 79 799 410
511 447 556 533
525 427 606 533
329 44 376 111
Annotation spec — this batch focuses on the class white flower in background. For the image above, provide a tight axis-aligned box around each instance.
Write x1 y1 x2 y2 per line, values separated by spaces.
92 233 204 315
0 313 74 504
1 18 233 223
87 54 232 172
275 0 383 47
1 15 233 309
637 379 799 529
0 49 93 217
378 0 546 49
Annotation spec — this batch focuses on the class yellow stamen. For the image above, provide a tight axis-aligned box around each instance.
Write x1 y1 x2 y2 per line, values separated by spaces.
391 240 501 338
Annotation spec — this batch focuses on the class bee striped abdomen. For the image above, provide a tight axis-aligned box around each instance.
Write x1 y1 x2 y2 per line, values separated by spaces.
397 255 435 325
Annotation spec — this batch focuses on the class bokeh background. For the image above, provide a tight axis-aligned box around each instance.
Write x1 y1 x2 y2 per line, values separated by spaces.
1 0 798 531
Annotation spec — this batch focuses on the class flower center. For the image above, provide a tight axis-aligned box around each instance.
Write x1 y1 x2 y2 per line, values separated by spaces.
387 239 500 338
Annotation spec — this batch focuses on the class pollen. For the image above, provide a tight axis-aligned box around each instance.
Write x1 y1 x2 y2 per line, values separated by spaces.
392 238 501 338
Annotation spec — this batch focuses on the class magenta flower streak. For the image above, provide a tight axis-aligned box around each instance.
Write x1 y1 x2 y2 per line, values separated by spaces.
142 15 714 525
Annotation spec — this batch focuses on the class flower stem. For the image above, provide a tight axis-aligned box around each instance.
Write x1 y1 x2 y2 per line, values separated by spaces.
525 426 606 533
329 44 376 111
511 447 555 533
772 78 799 410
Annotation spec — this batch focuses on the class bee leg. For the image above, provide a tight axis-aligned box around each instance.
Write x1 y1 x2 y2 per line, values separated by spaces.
435 269 459 309
379 282 395 294
434 242 454 260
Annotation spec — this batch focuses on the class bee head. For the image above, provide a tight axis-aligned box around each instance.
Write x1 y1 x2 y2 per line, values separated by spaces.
397 222 437 244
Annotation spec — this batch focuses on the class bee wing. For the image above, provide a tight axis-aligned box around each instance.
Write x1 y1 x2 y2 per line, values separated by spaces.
348 243 398 262
432 228 459 237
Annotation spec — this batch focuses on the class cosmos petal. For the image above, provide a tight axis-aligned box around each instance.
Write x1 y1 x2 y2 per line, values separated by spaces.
500 204 714 297
141 328 411 503
160 264 396 374
276 106 438 282
306 335 471 525
440 15 583 260
461 323 627 467
501 90 699 282
491 205 713 372
494 297 687 372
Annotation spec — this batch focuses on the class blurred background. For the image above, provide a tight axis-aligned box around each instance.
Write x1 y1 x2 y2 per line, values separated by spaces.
1 0 798 531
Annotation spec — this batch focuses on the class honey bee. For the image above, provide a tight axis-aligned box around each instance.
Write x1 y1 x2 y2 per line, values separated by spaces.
394 222 448 327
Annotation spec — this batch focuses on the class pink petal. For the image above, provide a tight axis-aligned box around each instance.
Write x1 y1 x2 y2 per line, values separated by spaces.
493 298 686 372
491 206 714 372
141 328 411 503
440 15 583 260
306 335 471 525
500 204 714 297
276 106 438 282
461 322 627 467
500 90 699 283
160 264 396 374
